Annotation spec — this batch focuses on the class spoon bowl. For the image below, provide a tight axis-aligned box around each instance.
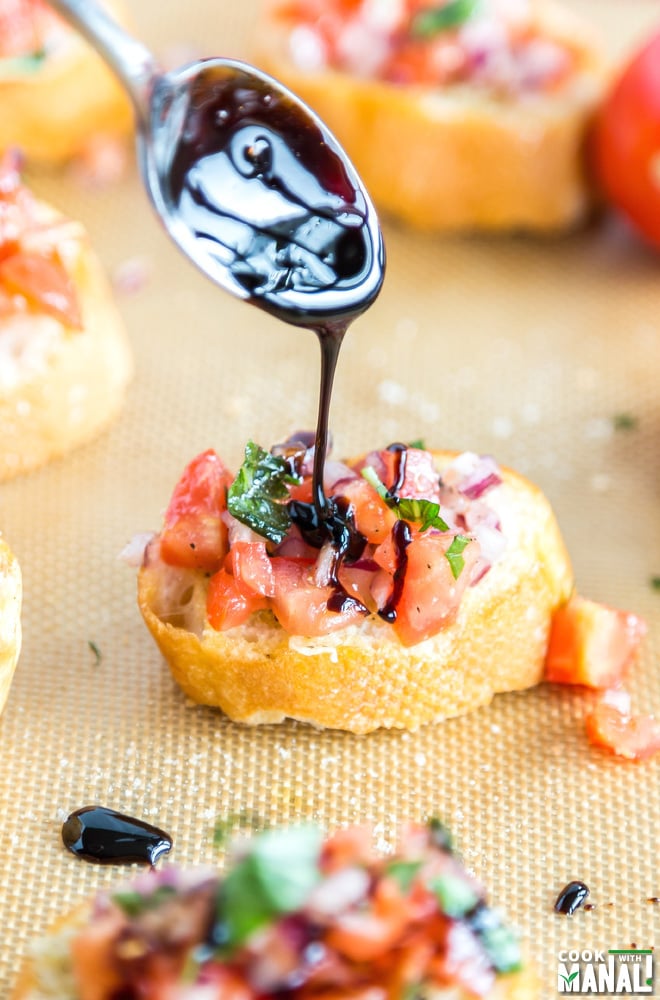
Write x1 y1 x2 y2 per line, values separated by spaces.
47 1 385 327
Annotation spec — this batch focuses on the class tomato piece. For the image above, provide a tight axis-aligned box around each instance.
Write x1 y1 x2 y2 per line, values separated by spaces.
160 450 233 573
269 556 364 636
229 541 276 597
591 31 660 249
71 908 126 1000
207 566 269 630
0 0 42 59
337 477 395 544
389 532 479 647
0 250 82 328
586 701 660 762
326 878 408 961
545 594 646 689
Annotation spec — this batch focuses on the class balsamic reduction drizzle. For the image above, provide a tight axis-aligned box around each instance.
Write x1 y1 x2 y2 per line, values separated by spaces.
62 805 173 866
378 519 413 623
161 64 384 589
387 442 409 496
554 880 590 915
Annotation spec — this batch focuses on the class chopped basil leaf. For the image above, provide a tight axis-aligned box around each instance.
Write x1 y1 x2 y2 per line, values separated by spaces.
651 576 660 591
429 872 479 918
396 497 450 533
213 811 268 848
0 48 46 77
220 826 322 950
408 438 425 450
428 817 454 852
386 859 423 892
88 640 102 665
613 412 638 431
411 0 481 37
112 885 176 917
361 466 449 532
480 923 523 973
445 534 471 579
361 464 389 500
227 441 299 544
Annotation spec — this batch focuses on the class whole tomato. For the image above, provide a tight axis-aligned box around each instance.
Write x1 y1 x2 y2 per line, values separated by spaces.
592 31 660 248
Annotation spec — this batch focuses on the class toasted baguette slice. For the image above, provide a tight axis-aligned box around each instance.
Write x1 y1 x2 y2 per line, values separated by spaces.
138 451 573 733
253 0 607 232
0 178 133 481
0 0 132 165
12 823 538 999
0 534 21 716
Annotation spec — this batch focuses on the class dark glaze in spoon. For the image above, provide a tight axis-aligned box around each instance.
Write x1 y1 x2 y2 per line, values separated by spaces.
48 0 385 524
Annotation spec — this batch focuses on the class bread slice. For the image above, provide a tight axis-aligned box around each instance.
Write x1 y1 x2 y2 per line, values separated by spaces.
253 0 607 232
0 534 22 716
138 451 573 733
0 190 133 482
11 823 539 999
0 0 132 165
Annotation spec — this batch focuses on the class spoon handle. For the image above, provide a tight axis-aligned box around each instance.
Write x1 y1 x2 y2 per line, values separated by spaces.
47 0 157 121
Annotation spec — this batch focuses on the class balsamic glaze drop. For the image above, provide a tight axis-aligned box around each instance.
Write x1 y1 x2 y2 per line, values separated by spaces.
554 880 590 915
62 805 173 866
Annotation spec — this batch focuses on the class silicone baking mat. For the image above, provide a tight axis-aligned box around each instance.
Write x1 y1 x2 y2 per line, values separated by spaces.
1 1 659 995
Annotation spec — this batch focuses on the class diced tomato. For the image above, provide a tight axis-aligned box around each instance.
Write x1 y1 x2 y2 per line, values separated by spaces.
287 477 313 504
326 878 408 961
229 541 276 597
160 450 233 573
337 477 396 544
390 533 479 647
71 909 126 1000
269 556 364 636
207 566 269 630
586 700 660 762
320 825 374 873
0 250 82 328
0 0 42 59
545 594 647 689
337 564 378 613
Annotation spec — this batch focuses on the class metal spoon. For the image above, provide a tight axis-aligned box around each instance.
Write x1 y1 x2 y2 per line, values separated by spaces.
47 0 385 326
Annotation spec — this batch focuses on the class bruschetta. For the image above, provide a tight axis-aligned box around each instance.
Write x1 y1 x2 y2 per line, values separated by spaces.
0 152 133 481
253 0 607 232
12 821 537 999
0 531 21 715
0 0 132 164
136 435 574 732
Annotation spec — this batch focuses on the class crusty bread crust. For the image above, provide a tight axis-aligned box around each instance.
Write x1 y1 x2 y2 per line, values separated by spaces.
11 902 539 999
253 0 607 232
0 535 21 717
138 452 573 733
0 0 132 164
0 208 133 482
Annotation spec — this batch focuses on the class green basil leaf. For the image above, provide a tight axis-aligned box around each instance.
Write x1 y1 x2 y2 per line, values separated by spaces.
386 859 423 893
221 826 323 950
480 924 523 973
0 49 46 77
112 885 176 917
429 872 479 918
227 441 298 544
411 0 481 37
361 467 449 532
396 497 449 533
445 533 471 579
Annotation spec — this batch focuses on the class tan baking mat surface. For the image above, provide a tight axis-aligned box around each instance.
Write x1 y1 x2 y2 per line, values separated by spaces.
1 0 659 995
